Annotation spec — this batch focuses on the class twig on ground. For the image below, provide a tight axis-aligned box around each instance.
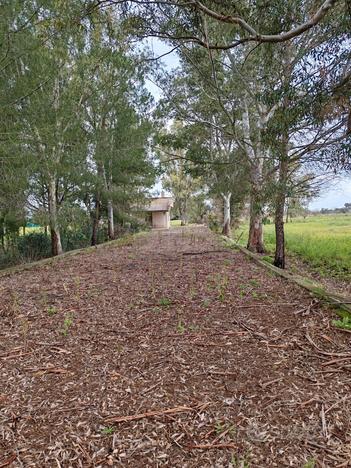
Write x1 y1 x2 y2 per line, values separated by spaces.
232 318 267 341
0 454 16 468
182 250 227 256
104 403 208 424
305 333 351 357
187 443 236 450
322 356 351 366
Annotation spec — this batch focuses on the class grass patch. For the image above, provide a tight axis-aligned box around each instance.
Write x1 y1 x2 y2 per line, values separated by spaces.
235 214 351 280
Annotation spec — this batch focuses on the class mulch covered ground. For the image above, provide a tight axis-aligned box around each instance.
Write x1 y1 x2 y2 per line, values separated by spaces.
1 226 351 467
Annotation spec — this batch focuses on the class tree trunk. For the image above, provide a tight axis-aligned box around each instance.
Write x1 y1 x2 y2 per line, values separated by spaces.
107 199 114 240
247 201 265 253
247 181 265 253
48 176 63 256
285 201 289 223
274 142 289 269
91 197 100 246
180 201 187 226
221 192 231 237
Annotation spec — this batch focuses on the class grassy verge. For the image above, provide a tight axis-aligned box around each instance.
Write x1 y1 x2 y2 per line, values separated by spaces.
234 214 351 280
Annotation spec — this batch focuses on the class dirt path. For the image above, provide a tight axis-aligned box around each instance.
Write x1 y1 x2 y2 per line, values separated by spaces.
1 227 350 467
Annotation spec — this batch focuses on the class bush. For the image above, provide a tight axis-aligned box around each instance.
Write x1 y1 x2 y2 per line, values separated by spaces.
61 229 91 251
17 232 51 261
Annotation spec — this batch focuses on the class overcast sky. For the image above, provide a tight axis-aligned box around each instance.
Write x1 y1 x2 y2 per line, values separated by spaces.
146 39 351 211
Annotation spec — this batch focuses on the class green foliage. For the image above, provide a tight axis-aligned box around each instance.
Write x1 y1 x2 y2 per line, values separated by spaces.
0 1 156 265
62 315 74 336
17 233 51 261
176 320 185 334
303 459 316 468
237 214 351 280
332 316 351 330
47 306 58 316
101 426 115 435
158 297 172 307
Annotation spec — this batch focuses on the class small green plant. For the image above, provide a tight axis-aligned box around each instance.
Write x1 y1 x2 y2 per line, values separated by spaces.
217 274 229 302
231 452 251 468
303 459 316 468
223 259 231 266
19 317 30 349
47 305 58 316
202 298 211 308
62 315 73 336
159 297 172 307
214 421 225 435
332 316 351 330
261 255 273 264
101 426 115 435
176 319 185 334
188 324 199 332
248 279 260 287
215 421 235 437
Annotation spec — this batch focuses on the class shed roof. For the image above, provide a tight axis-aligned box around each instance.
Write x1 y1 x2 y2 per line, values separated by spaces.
144 197 174 212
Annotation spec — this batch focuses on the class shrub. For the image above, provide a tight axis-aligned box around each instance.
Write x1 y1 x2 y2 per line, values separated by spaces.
17 232 51 261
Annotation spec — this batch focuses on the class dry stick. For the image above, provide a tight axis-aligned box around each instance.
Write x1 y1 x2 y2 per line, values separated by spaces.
335 327 351 334
182 250 227 256
0 352 32 360
322 356 351 367
232 318 267 341
187 443 236 450
325 396 348 415
320 404 328 439
305 333 351 357
260 377 284 389
105 403 207 424
0 454 16 468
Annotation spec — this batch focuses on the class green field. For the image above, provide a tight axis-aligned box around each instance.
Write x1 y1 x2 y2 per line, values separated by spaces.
170 219 182 227
235 214 351 279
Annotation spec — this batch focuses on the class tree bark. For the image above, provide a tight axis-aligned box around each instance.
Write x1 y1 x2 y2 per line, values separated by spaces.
247 165 265 253
274 140 289 269
247 192 265 253
107 199 114 240
180 201 187 226
91 197 100 246
47 176 63 256
221 192 231 237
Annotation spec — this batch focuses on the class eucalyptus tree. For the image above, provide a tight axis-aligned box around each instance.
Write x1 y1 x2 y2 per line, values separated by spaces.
80 11 156 243
93 0 341 49
180 121 250 237
262 6 350 267
0 0 91 256
19 2 88 256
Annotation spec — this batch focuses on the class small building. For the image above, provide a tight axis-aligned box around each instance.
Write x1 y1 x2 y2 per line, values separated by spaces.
145 195 174 229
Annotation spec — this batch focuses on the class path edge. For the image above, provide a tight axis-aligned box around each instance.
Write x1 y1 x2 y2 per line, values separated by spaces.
221 236 351 314
0 231 148 278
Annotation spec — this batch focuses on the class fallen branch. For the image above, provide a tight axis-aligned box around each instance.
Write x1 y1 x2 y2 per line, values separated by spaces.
105 403 207 424
305 333 351 357
187 443 236 450
322 357 351 367
26 366 71 377
182 250 227 256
